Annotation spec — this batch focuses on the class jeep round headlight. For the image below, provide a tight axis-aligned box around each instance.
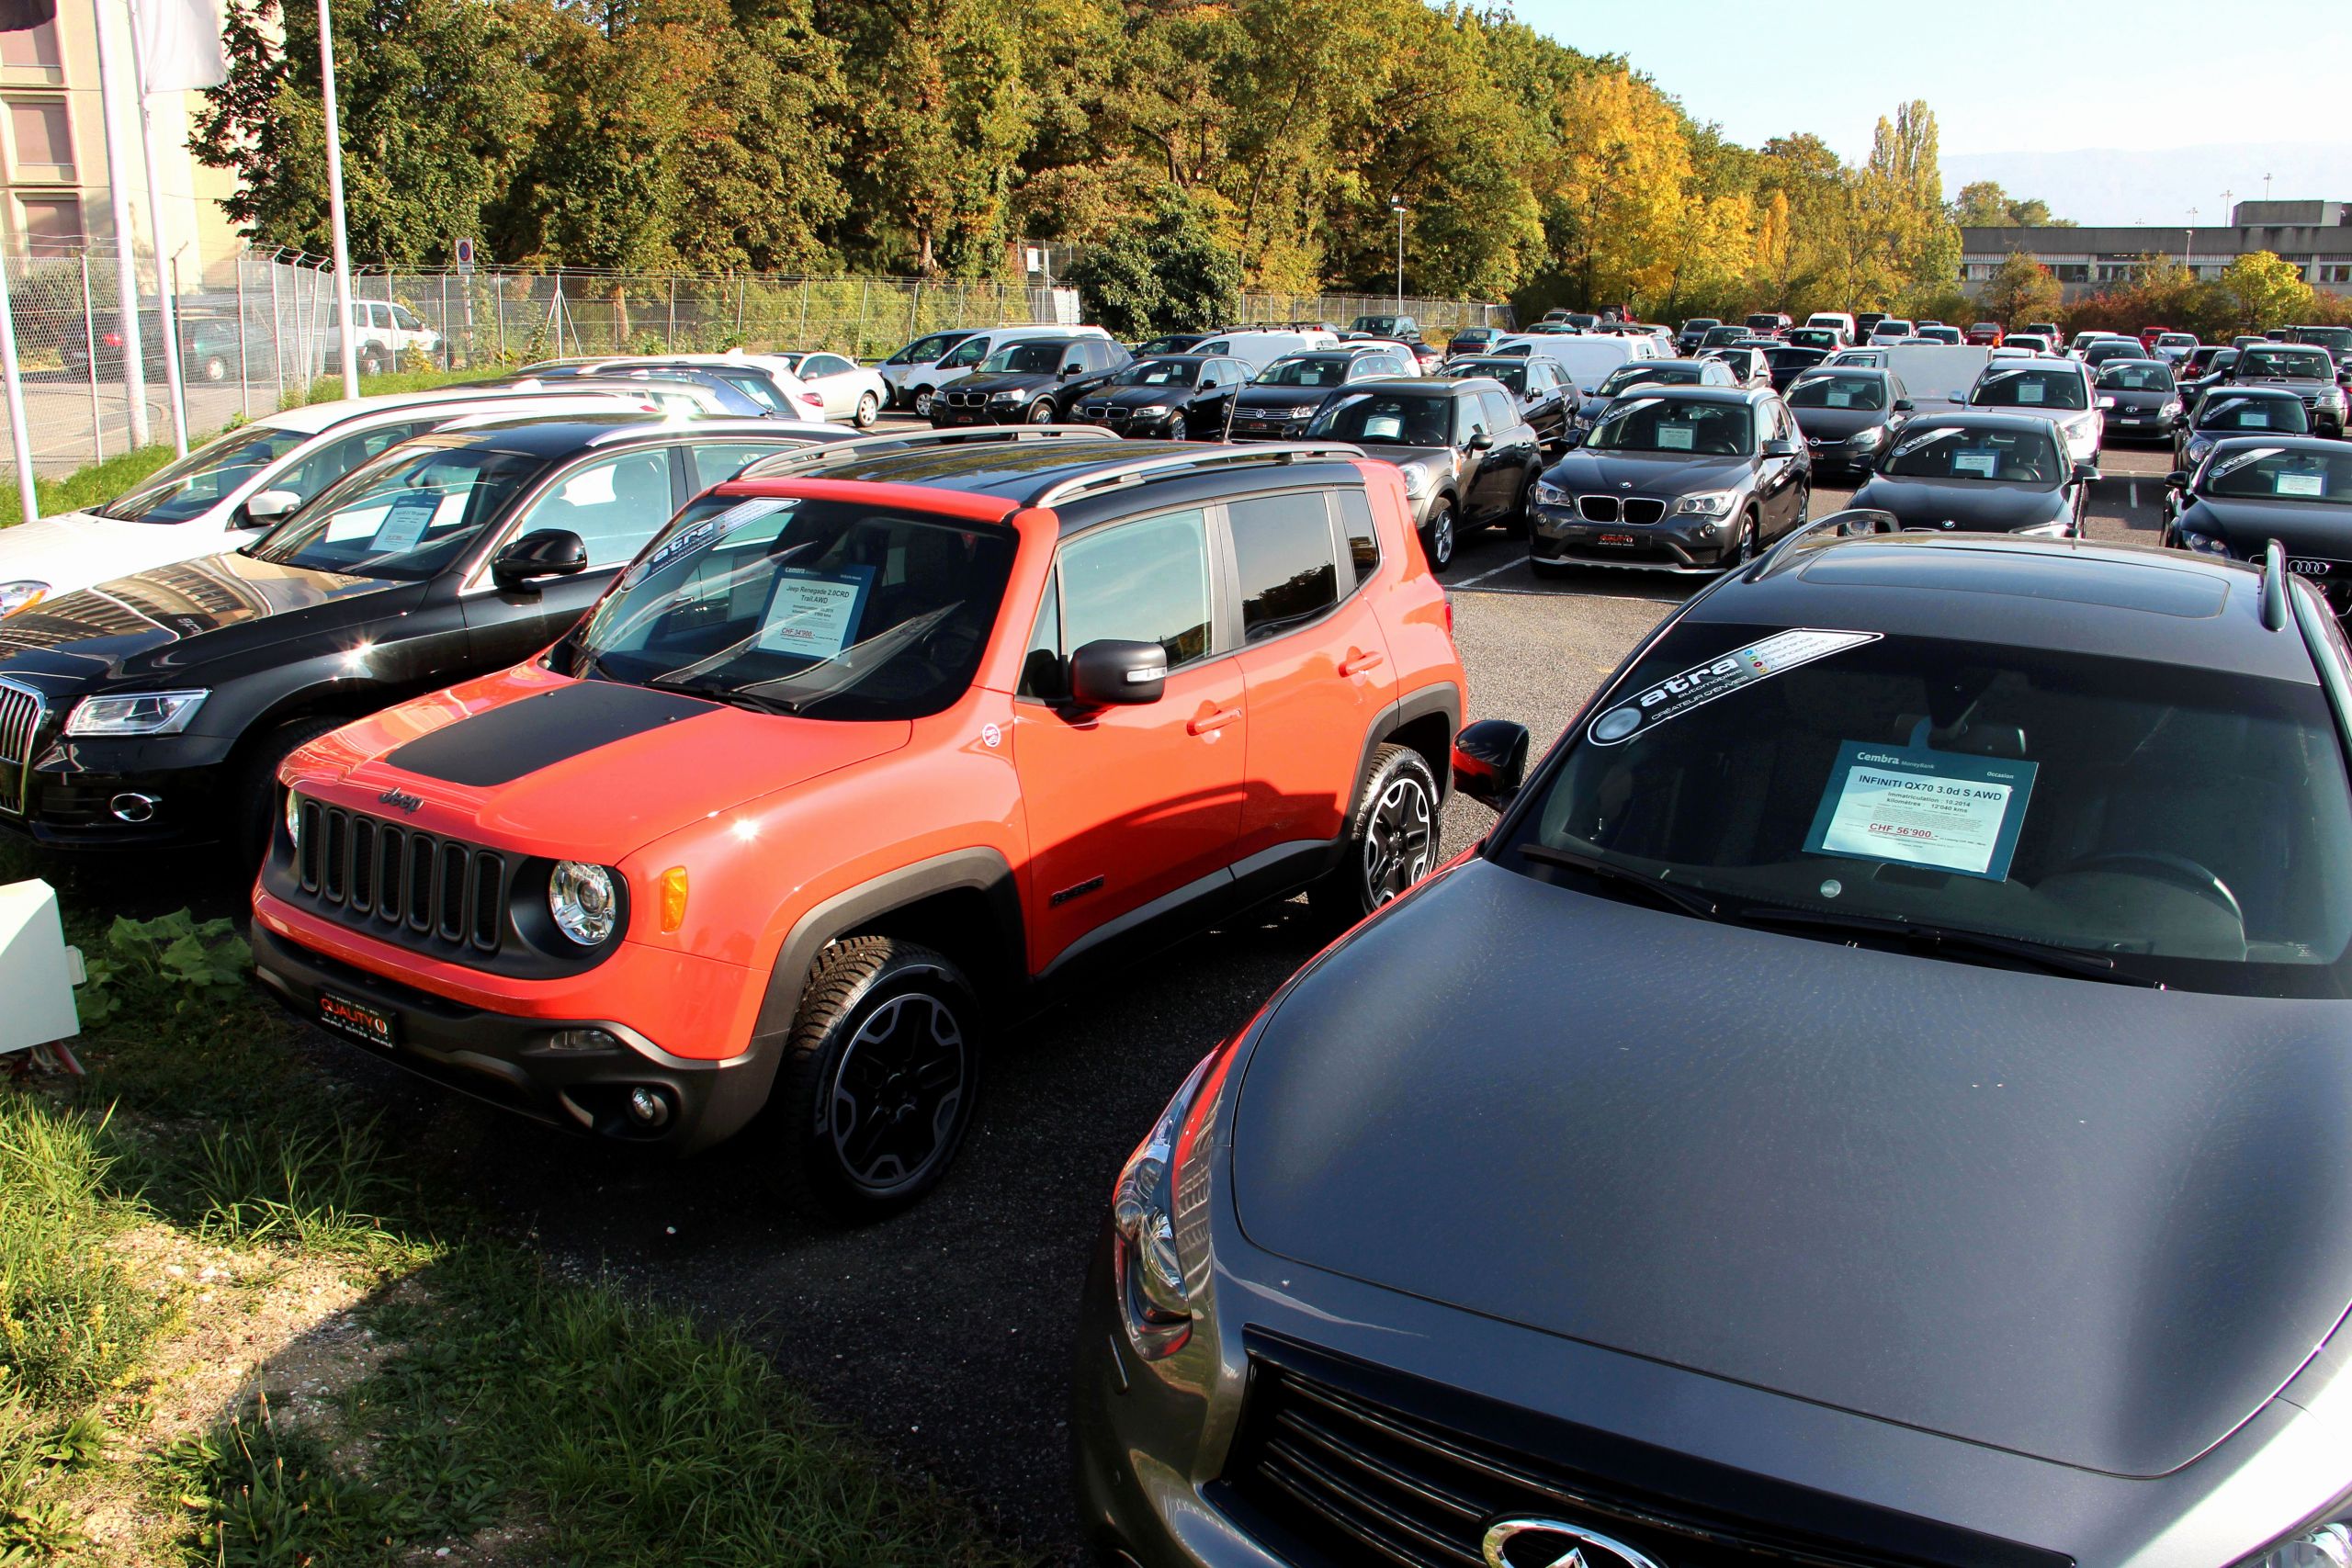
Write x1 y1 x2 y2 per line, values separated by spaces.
548 861 618 945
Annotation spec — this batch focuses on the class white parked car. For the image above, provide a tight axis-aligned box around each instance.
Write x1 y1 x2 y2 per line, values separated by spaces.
766 352 891 425
1963 355 2104 464
1183 329 1340 371
520 355 831 422
1490 332 1663 397
1867 318 1915 346
877 324 1113 416
1805 311 1858 344
324 299 444 376
0 387 658 618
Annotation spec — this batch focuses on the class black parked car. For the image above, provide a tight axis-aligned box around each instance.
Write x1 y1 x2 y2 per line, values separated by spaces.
928 335 1132 426
1130 333 1214 357
2165 436 2352 614
1851 412 2094 536
1066 355 1252 440
2092 358 2182 444
1221 349 1412 442
0 416 842 857
1529 385 1810 574
2225 342 2347 436
1075 523 2352 1568
1785 366 1914 479
2176 384 2311 470
1444 325 1500 356
1567 357 1737 442
1303 377 1543 569
1674 317 1721 354
1441 355 1575 451
1761 344 1830 390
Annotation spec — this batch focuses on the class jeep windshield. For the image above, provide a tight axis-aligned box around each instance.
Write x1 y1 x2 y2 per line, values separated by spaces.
2200 446 2352 504
1586 397 1754 455
245 443 549 580
552 494 1016 721
1497 622 2352 998
94 422 319 523
1972 367 2089 411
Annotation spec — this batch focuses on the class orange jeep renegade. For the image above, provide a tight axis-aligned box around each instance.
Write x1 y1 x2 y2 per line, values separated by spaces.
251 428 1467 1216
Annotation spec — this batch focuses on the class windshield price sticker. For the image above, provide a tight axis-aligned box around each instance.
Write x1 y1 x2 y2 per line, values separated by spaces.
755 565 873 661
1657 424 1695 450
1953 449 1998 479
1825 389 1853 408
1588 628 1882 746
1804 741 2039 881
2278 471 2327 498
2015 380 2046 403
370 491 442 554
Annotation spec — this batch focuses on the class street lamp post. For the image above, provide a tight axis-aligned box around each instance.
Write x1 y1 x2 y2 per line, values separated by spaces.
1389 197 1407 315
2185 207 2198 276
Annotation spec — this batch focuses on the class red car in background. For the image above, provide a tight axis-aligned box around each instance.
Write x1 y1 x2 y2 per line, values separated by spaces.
2139 326 2170 352
1966 322 2005 345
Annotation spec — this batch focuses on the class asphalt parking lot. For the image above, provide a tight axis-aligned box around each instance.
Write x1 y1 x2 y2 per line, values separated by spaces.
62 430 2188 1559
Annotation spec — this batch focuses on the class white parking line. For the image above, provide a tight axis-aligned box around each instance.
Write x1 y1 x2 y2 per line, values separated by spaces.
2129 481 2140 510
1451 582 1682 604
1450 558 1529 589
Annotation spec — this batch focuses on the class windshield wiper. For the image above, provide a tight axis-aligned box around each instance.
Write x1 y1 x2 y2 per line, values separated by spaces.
640 674 797 716
1516 843 1723 921
1730 903 2159 987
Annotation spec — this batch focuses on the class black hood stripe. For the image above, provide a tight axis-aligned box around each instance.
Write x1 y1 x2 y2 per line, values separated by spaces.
385 681 717 787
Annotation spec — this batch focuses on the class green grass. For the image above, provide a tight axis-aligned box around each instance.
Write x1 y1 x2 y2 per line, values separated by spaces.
277 367 489 410
0 443 183 527
0 850 1030 1565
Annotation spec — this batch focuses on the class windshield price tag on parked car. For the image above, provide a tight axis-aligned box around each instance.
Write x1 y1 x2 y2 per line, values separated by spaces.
756 566 873 660
1588 628 1880 746
370 491 441 554
1804 741 2039 881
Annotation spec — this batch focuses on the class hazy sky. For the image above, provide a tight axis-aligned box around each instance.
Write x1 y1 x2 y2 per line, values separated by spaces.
1513 0 2352 162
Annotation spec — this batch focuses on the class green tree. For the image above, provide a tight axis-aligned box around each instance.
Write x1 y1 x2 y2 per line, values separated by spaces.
2212 251 2316 332
1065 192 1243 335
1951 180 2013 226
1980 251 2061 325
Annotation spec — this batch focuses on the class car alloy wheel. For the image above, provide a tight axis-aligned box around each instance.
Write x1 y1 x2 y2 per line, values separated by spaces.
1424 500 1456 569
201 355 229 384
854 391 878 427
1362 771 1436 908
912 388 936 418
1027 399 1057 425
828 992 968 1193
1735 510 1760 565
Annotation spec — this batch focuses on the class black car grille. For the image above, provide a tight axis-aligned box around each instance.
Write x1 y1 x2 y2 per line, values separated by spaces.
1575 497 1668 525
1220 1349 2069 1568
946 389 991 408
0 679 41 817
1080 403 1128 424
295 800 506 954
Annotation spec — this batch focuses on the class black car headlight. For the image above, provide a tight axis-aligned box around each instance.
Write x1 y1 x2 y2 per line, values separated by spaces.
1111 1042 1235 1360
2177 527 2233 557
1533 479 1571 508
64 689 209 737
1845 427 1885 447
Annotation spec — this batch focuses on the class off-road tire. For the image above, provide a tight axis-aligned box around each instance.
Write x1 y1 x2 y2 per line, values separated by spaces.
774 936 980 1224
1308 744 1442 928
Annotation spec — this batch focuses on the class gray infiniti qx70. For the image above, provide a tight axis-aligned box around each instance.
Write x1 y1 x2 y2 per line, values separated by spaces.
1074 517 2352 1568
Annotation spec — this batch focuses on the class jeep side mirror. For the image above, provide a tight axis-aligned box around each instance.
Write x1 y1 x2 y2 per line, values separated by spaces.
1068 638 1167 706
243 488 301 525
1452 718 1530 811
490 528 589 591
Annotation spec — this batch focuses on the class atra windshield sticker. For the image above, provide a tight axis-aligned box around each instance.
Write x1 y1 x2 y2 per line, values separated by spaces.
629 497 796 584
755 564 873 660
1804 740 2039 881
2211 446 2283 481
1587 628 1882 746
1892 425 1967 457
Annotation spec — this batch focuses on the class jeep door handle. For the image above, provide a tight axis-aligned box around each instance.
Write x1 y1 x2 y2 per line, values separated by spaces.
1339 650 1385 677
1188 706 1241 735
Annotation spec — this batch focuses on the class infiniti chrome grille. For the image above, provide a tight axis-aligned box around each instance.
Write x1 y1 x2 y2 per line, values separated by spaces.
0 679 42 817
295 800 506 953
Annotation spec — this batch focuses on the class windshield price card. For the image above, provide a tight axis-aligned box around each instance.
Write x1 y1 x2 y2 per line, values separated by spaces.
756 565 873 660
1804 741 2039 881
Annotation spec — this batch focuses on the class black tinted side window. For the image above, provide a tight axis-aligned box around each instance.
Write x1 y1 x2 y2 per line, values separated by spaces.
1229 493 1339 642
1337 490 1379 586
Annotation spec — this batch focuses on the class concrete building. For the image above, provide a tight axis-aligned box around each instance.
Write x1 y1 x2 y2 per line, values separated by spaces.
1961 200 2352 302
0 0 243 285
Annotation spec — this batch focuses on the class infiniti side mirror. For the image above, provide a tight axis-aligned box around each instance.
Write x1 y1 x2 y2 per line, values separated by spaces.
243 488 301 525
490 528 589 592
1762 438 1801 457
1452 718 1530 812
1068 638 1167 706
2072 461 2099 485
1892 397 1915 412
2166 470 2191 490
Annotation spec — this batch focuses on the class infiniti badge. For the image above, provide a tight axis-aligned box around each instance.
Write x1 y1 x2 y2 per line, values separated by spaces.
378 787 424 814
1483 1517 1668 1568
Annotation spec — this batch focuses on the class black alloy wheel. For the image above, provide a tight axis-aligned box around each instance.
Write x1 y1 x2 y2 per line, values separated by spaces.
1311 744 1442 925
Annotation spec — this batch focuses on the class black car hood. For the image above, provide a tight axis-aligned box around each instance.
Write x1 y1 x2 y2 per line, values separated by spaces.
950 369 1061 396
0 550 418 688
1231 382 1346 415
1231 858 2352 1478
1546 446 1750 495
2181 496 2352 558
2101 387 2175 413
1087 383 1198 409
1850 474 2069 532
1789 404 1888 441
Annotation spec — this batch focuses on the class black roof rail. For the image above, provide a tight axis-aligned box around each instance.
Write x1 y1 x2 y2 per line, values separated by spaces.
1744 508 1901 581
1025 443 1365 507
2261 537 2290 631
734 424 1116 480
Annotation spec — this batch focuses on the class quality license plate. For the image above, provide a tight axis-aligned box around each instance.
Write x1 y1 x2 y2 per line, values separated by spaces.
1597 533 1637 547
318 991 397 1049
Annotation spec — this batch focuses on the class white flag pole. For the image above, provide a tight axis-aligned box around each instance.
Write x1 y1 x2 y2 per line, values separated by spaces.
90 2 151 449
0 252 39 525
127 0 189 457
317 0 358 400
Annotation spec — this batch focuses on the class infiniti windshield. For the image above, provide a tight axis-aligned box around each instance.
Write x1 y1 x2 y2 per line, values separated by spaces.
1498 622 2352 997
550 494 1015 721
95 422 318 523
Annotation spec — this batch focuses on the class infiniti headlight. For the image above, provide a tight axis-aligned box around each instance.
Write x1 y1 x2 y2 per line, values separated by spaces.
548 861 619 946
1674 489 1736 517
1111 1043 1234 1360
0 580 46 617
63 689 209 737
1533 479 1571 508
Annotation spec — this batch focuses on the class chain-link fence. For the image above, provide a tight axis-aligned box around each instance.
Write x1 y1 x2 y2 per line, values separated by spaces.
6 246 1510 476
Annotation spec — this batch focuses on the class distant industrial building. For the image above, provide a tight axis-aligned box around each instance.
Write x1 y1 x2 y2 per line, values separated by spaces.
1961 200 2352 301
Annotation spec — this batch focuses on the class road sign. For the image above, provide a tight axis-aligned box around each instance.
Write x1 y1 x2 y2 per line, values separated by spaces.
455 238 476 275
